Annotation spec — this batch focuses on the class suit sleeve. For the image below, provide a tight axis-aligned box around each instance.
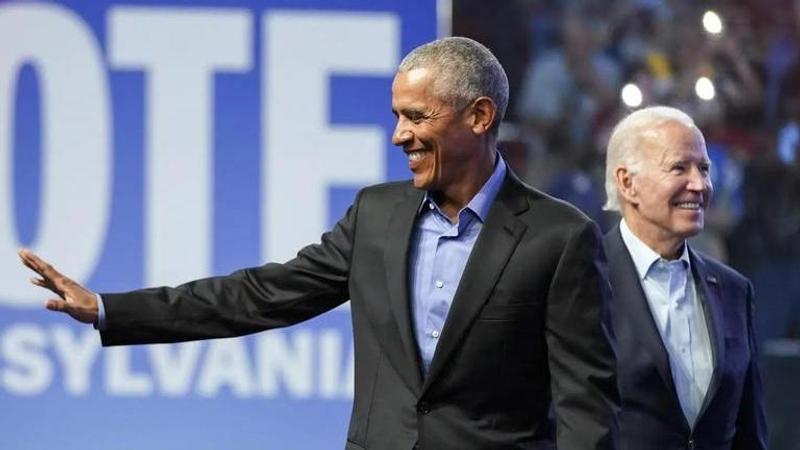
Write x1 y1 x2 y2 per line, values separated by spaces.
99 191 361 346
731 281 768 450
546 220 620 450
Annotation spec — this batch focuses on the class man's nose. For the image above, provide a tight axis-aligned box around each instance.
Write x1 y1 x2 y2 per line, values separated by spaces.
687 168 709 191
392 123 412 146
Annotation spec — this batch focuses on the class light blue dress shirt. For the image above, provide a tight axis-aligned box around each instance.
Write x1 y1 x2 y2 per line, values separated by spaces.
619 219 714 426
409 155 506 376
95 293 106 330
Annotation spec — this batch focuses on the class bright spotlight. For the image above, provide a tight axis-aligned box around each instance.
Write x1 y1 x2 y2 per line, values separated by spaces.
695 77 716 100
703 10 724 34
621 83 643 107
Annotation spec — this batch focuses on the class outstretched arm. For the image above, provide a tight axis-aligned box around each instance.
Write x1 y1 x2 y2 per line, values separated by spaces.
19 190 361 346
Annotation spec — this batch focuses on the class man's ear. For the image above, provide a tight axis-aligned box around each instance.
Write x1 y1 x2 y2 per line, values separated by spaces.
615 166 638 205
467 97 497 136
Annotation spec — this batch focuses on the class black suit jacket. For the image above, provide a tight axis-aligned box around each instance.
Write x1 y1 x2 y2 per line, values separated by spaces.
604 225 767 450
100 172 619 449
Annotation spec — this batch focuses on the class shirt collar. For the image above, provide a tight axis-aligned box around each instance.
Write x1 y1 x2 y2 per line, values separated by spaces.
418 152 507 223
619 218 691 280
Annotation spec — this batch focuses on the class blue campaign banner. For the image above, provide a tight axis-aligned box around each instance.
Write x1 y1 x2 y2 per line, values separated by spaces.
0 1 436 448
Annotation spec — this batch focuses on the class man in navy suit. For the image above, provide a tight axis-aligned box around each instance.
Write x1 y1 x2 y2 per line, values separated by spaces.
602 106 767 450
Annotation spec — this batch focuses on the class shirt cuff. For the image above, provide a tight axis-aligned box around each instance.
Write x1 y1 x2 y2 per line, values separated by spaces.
93 293 107 331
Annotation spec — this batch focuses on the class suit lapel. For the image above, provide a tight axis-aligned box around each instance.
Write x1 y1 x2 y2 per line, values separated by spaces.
605 226 680 401
421 174 528 394
690 249 726 421
383 186 425 392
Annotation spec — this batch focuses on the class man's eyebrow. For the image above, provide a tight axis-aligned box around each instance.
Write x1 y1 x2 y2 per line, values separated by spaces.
395 107 427 117
663 156 713 166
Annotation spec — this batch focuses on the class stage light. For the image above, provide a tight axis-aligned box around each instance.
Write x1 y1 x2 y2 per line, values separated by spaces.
695 77 716 100
703 10 723 34
621 83 643 107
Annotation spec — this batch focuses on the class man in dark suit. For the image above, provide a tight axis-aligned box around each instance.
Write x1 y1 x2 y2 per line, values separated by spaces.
602 106 767 450
19 37 618 449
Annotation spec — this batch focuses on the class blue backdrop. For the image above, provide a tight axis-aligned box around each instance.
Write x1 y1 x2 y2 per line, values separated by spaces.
0 1 436 448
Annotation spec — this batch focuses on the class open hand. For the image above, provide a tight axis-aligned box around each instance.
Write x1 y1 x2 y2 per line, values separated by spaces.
18 248 99 324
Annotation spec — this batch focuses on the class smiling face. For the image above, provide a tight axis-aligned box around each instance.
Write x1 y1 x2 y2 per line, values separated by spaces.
620 121 713 257
391 68 477 193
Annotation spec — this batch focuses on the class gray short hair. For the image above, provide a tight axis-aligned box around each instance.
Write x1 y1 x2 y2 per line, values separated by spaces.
398 36 509 134
603 106 698 212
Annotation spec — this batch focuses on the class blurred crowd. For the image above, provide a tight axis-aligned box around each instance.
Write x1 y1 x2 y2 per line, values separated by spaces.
454 0 800 290
453 1 800 446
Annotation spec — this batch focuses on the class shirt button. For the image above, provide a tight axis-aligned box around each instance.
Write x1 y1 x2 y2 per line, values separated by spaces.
687 438 695 450
417 401 431 414
435 280 444 288
431 330 440 338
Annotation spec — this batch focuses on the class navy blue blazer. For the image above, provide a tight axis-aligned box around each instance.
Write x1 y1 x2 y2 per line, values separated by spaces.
604 225 767 450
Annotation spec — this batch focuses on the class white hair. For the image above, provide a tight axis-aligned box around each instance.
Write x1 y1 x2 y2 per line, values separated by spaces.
398 36 509 135
603 106 698 211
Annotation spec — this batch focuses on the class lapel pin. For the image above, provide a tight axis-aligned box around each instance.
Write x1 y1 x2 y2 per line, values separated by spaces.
706 275 718 285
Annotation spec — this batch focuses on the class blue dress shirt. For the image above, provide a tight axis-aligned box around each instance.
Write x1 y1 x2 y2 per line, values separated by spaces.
409 155 507 376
